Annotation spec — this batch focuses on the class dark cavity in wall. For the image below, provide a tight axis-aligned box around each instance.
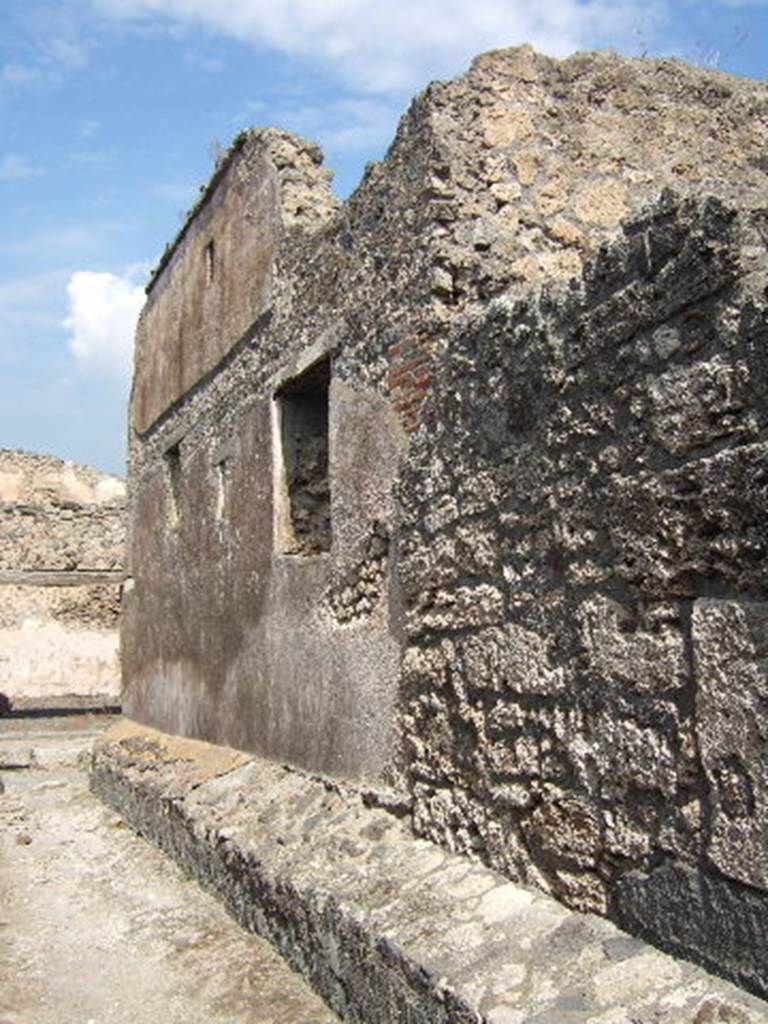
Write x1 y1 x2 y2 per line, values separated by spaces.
164 441 182 526
204 240 215 285
277 357 331 555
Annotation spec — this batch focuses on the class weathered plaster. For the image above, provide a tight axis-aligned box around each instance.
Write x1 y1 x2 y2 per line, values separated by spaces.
0 450 125 707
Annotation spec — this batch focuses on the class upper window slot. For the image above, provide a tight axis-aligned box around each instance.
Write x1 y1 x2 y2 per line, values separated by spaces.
204 240 215 285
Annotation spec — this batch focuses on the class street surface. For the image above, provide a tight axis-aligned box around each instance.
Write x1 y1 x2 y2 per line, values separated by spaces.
0 716 337 1024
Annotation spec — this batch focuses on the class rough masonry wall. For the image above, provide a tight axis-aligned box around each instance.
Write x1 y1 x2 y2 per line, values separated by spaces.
399 193 768 994
414 47 765 301
123 130 407 782
126 48 766 783
129 49 767 481
125 45 768 990
0 450 125 709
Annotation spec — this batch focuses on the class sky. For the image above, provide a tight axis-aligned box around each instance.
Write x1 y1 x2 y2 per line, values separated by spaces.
1 0 766 476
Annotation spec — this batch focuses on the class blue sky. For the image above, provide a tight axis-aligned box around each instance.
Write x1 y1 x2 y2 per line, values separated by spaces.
1 0 766 475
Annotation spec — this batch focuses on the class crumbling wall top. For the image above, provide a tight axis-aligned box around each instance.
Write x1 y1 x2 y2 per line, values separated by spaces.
359 44 767 297
0 449 126 506
132 48 766 435
146 128 339 296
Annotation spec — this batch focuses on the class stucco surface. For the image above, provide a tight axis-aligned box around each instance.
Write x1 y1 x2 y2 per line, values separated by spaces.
133 131 339 433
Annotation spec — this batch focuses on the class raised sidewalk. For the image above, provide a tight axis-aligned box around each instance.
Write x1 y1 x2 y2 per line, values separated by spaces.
91 720 768 1024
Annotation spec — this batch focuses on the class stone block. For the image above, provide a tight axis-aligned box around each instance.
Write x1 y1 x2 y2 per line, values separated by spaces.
615 860 768 1000
649 359 754 456
609 443 768 597
596 713 679 799
0 747 37 769
406 583 505 635
522 789 603 871
455 624 566 695
693 599 768 890
577 594 687 692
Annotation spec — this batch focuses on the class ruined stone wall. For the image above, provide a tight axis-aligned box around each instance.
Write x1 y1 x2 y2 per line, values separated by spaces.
399 192 768 994
122 129 406 782
125 47 766 773
125 46 768 992
129 50 767 479
0 450 125 709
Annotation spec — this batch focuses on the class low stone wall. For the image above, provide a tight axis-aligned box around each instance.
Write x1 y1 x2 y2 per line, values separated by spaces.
0 451 125 710
91 720 768 1024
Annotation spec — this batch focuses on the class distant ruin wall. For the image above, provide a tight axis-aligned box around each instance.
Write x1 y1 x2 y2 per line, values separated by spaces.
399 193 768 995
0 450 125 709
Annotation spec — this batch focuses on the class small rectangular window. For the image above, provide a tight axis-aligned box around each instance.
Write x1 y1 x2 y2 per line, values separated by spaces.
204 239 215 285
215 457 229 523
276 358 331 555
164 441 182 526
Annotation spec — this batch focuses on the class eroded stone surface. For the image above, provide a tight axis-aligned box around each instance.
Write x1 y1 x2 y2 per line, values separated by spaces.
694 599 768 890
122 44 768 1001
397 193 768 991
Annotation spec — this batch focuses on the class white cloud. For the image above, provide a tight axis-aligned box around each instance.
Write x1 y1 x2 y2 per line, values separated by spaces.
322 98 402 150
0 271 63 308
78 119 101 137
184 50 224 72
45 36 89 69
0 154 42 181
1 63 42 87
320 109 397 152
0 221 123 256
63 271 145 381
0 2 94 86
67 149 113 169
91 0 669 92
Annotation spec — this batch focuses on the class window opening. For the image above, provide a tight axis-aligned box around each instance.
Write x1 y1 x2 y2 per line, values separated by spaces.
164 442 182 526
204 239 215 285
215 457 229 524
276 357 331 555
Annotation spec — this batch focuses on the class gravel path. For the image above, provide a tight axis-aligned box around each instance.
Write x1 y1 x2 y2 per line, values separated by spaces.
0 717 337 1024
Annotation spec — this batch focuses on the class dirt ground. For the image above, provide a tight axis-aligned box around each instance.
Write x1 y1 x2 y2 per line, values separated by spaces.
0 716 337 1024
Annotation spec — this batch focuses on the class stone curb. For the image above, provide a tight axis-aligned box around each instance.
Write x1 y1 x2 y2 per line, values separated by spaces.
0 569 124 586
90 720 768 1024
2 695 121 716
